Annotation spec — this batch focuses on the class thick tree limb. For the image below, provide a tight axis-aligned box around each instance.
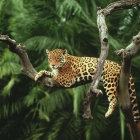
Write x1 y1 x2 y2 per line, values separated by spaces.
0 35 58 87
82 9 109 119
104 0 140 16
82 0 140 120
115 32 140 140
116 32 140 109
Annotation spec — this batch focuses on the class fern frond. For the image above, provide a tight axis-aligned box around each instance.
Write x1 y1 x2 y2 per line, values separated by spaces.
0 98 23 119
120 109 125 140
2 76 19 96
0 49 21 79
24 86 47 107
25 36 72 53
72 85 89 117
57 0 96 27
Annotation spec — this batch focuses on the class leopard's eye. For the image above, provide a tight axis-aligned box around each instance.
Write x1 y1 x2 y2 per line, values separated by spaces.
57 58 61 61
56 56 62 61
48 55 52 61
48 56 50 60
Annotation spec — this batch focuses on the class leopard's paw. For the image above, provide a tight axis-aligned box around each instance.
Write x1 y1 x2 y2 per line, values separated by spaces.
35 70 46 81
105 111 111 118
105 108 114 118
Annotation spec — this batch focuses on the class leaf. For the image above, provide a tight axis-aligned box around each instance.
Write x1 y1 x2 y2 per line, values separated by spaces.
2 76 19 96
120 109 125 140
0 49 21 79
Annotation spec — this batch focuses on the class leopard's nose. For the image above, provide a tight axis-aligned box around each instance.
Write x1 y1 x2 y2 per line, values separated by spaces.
51 65 55 68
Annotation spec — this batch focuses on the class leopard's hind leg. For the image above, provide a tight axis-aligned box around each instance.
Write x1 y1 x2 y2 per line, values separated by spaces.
103 74 119 118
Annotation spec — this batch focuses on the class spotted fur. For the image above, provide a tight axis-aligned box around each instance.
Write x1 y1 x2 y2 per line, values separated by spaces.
35 49 140 122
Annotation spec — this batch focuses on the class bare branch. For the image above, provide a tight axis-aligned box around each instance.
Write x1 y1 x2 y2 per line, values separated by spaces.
115 32 140 140
104 0 140 16
0 35 58 87
83 9 109 119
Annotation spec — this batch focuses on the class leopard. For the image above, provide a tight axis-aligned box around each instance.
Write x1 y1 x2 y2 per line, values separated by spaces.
35 49 140 122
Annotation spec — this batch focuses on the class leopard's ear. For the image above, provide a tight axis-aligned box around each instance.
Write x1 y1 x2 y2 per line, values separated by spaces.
63 49 67 55
46 49 49 54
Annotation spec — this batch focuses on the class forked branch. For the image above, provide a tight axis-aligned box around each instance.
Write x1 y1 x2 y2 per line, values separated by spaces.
115 32 140 140
0 35 58 87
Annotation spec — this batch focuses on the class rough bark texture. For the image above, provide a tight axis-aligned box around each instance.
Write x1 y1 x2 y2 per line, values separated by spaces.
0 35 58 87
82 9 109 119
104 0 140 16
116 33 140 109
115 32 140 140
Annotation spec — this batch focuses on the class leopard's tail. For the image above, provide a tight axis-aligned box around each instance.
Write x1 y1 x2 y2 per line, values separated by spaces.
129 79 140 134
131 98 140 122
131 96 140 123
129 78 140 123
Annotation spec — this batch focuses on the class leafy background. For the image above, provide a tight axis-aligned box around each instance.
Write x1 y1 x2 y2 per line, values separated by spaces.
0 0 140 140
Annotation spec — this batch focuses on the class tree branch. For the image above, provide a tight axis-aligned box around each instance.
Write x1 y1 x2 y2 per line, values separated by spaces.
116 32 140 109
115 32 140 140
0 35 58 87
104 0 140 16
82 8 109 119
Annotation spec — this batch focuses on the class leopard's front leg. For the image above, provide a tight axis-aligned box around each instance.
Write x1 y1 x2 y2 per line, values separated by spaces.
35 70 54 81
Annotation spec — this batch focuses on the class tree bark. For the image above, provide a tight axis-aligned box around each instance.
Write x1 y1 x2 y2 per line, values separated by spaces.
0 35 58 87
115 32 140 140
82 8 109 119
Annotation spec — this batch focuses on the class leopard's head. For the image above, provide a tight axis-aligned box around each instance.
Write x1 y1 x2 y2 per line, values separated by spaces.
46 49 67 69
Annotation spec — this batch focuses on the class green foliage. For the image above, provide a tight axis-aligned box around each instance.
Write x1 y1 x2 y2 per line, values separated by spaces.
0 49 21 79
0 0 140 140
